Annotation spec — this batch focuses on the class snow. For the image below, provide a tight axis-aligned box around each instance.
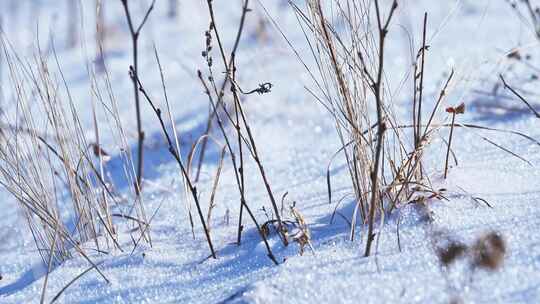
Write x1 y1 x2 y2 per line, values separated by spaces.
1 0 539 303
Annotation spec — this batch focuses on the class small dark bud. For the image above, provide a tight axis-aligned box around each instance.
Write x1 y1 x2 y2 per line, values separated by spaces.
507 49 521 61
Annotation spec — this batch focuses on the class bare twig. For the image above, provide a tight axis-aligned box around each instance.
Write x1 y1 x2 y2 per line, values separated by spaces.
119 0 156 194
195 0 252 181
444 111 457 178
197 70 280 264
130 67 217 259
364 0 398 258
499 74 540 118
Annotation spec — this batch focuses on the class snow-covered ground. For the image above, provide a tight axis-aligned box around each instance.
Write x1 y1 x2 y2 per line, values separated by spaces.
0 0 539 303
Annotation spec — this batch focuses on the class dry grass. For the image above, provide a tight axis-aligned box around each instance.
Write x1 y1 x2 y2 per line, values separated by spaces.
0 30 153 298
288 0 452 256
0 39 116 264
284 0 540 259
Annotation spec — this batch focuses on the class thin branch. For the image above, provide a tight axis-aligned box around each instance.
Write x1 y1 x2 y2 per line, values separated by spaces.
130 67 217 259
119 0 156 194
499 74 540 118
364 0 398 258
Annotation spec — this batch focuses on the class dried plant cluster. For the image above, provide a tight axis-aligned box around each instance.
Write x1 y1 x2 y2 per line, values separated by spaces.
132 0 303 264
0 1 309 285
0 34 151 300
289 0 540 259
0 42 113 266
290 0 458 256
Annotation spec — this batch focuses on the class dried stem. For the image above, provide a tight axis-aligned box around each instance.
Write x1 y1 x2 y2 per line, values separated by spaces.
119 0 156 195
197 70 279 264
499 74 540 118
230 56 288 246
364 0 398 258
130 67 217 259
416 13 428 148
195 0 251 182
444 112 456 179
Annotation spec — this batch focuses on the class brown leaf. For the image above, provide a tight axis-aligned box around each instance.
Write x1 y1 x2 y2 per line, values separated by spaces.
471 232 506 271
454 103 465 114
446 103 465 115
